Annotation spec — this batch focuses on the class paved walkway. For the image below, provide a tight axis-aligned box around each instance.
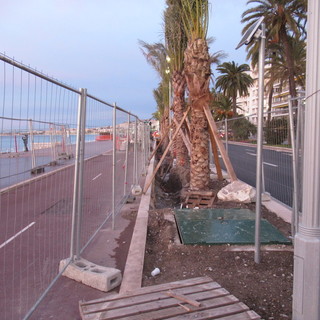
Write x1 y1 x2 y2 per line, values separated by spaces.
29 191 143 320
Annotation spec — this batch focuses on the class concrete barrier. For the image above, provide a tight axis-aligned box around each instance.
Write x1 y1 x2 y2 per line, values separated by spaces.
59 258 122 292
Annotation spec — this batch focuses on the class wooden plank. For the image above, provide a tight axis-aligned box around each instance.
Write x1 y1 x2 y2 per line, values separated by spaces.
99 294 240 320
178 303 191 312
79 277 261 320
165 300 249 320
217 310 261 320
82 287 228 318
143 105 191 194
203 104 237 182
186 190 215 196
166 290 201 307
80 277 215 307
81 282 224 315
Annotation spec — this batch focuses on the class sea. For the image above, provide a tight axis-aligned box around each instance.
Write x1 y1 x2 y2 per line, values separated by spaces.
0 134 97 153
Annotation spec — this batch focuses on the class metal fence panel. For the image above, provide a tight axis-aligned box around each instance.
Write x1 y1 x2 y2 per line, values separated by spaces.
0 57 79 320
215 102 304 210
0 54 149 319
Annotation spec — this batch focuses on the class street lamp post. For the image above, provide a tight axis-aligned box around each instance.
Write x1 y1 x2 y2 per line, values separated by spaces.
236 16 265 263
292 0 320 318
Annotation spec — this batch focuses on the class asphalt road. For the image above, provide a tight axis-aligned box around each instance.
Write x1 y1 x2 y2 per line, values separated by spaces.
0 141 135 319
220 142 295 207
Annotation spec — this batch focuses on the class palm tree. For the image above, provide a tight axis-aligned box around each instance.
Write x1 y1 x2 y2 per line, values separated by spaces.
215 61 253 115
152 84 167 123
164 0 189 171
266 37 306 90
180 0 211 191
211 93 234 121
241 0 307 103
139 41 170 147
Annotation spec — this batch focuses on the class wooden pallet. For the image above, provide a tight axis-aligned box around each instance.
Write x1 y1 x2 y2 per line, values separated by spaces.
79 276 261 320
185 191 216 208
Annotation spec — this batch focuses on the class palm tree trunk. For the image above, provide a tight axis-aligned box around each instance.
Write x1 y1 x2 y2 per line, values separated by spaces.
267 86 274 122
232 93 237 115
184 38 211 190
280 29 297 105
172 70 188 168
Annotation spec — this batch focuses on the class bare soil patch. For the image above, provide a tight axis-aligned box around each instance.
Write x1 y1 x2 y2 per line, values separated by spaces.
142 173 293 320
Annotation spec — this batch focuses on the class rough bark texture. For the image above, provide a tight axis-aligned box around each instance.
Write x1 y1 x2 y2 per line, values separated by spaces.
280 28 297 106
184 38 211 190
172 70 189 169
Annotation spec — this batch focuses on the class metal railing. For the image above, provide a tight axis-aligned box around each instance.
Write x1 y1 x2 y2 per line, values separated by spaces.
215 97 305 232
0 53 150 319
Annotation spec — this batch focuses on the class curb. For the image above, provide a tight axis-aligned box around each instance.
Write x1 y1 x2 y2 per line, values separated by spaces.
119 156 155 294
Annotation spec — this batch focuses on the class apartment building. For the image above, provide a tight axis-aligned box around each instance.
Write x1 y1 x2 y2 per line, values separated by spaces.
236 66 298 123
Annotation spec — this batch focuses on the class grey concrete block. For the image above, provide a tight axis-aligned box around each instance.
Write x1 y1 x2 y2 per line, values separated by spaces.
59 258 122 292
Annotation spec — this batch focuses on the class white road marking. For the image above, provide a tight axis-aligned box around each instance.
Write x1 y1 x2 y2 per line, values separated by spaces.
246 152 257 156
246 152 278 167
92 173 102 181
0 222 36 249
263 161 278 167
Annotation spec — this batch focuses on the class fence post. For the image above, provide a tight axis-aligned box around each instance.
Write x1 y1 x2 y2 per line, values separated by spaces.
288 97 298 237
76 89 87 258
124 113 130 196
28 119 36 169
112 103 117 230
70 88 87 260
133 118 138 186
224 118 228 154
49 124 57 162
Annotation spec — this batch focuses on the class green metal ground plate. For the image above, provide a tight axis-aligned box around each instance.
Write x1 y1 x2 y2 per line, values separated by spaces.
174 208 291 245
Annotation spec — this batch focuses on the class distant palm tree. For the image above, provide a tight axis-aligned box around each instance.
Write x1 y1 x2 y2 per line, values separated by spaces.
266 37 306 90
241 0 307 102
139 41 170 146
181 0 211 191
211 93 234 121
152 84 167 123
215 61 253 115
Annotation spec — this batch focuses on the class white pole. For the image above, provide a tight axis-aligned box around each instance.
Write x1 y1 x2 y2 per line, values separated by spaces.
124 113 130 196
70 88 86 260
112 103 117 230
29 119 36 169
293 0 320 318
254 22 266 264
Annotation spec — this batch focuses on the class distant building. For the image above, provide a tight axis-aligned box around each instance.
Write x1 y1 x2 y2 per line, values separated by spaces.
237 66 303 123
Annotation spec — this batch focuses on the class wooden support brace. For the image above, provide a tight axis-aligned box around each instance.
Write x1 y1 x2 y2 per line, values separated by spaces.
203 105 237 182
185 117 191 132
173 117 191 154
209 130 223 181
143 106 191 194
148 123 172 161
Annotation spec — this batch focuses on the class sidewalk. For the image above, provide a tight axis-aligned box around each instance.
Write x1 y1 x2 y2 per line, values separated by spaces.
29 192 144 320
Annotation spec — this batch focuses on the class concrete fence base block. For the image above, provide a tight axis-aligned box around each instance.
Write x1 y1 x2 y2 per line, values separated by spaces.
59 258 122 292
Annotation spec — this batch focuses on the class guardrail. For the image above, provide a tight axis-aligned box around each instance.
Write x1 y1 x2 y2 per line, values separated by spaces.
0 53 150 319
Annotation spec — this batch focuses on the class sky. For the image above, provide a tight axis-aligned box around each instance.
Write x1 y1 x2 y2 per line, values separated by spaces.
0 0 250 120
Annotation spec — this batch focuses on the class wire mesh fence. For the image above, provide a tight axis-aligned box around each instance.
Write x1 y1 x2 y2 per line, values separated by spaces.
0 54 150 319
215 97 305 214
